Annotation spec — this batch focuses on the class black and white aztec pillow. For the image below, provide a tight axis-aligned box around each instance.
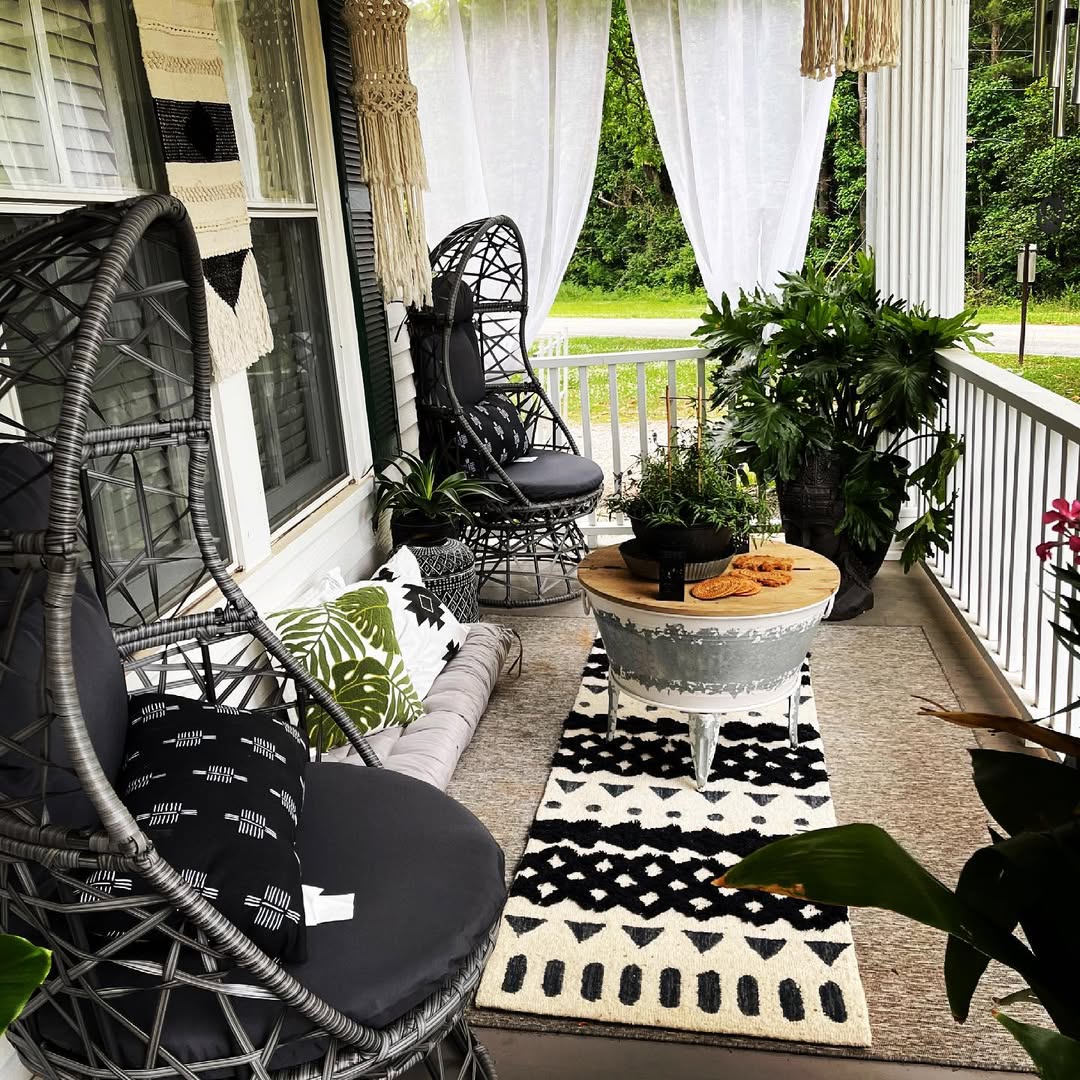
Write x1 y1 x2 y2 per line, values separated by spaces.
373 546 465 698
79 693 309 962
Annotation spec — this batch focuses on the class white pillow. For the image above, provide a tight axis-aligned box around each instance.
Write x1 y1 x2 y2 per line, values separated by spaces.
344 547 466 701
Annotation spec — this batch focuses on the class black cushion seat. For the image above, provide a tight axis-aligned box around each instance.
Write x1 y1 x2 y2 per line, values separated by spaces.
490 449 604 502
34 762 506 1071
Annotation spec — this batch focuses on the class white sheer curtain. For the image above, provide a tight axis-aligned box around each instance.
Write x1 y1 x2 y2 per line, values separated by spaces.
407 0 611 342
625 0 834 301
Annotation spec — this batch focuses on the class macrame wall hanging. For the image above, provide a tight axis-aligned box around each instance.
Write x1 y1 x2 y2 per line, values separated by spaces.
130 0 273 380
341 0 432 307
801 0 902 79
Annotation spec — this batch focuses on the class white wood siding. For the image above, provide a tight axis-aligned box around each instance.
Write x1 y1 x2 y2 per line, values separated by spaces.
865 0 969 315
387 299 419 456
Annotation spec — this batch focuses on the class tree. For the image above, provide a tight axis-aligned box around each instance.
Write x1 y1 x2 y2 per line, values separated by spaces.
564 0 700 292
806 72 866 273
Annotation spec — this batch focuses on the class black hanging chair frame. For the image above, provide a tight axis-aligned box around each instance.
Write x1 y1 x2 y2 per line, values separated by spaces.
409 216 602 607
0 196 497 1080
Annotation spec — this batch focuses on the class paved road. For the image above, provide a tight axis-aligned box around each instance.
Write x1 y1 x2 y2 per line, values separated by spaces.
542 316 1080 357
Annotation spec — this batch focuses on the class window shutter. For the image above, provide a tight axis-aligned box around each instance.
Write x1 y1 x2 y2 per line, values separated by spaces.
42 0 123 188
318 0 400 463
0 0 57 186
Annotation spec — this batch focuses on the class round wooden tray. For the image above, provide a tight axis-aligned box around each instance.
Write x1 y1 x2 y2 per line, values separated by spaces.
577 540 840 618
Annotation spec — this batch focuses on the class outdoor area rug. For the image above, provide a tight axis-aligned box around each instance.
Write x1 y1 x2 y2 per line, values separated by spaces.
474 639 872 1048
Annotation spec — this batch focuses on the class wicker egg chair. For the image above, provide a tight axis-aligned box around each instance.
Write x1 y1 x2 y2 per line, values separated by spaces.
408 216 604 607
0 196 502 1080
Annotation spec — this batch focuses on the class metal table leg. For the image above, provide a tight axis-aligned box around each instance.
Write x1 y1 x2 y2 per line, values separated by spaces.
687 713 722 791
606 682 620 741
787 684 801 748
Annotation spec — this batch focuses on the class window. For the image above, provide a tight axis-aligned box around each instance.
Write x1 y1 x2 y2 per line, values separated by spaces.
0 0 155 193
0 0 367 618
218 0 348 529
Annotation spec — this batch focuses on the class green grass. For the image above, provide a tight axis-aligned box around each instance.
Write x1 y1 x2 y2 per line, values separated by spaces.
553 284 1080 327
977 352 1080 403
551 284 708 320
966 300 1080 325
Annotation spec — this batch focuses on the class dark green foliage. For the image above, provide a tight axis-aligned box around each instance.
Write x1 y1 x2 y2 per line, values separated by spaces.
604 431 770 535
698 254 984 568
564 0 699 292
806 72 866 272
967 77 1080 301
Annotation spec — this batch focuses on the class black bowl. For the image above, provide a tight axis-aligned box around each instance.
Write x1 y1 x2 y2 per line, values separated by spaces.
629 518 734 562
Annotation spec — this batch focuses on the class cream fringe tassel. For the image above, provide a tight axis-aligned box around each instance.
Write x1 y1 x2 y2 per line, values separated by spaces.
206 251 274 382
801 0 901 80
342 0 432 308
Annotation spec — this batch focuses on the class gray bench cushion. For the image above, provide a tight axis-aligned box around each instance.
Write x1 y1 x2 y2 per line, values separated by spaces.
329 622 513 789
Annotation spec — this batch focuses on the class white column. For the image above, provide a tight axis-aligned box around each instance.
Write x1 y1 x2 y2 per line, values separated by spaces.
866 0 970 315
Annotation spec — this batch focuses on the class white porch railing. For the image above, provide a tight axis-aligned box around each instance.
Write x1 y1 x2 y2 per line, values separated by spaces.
922 349 1080 734
535 344 1080 735
532 346 709 537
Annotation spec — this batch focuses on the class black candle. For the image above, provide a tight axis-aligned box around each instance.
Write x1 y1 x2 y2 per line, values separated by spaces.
657 548 686 601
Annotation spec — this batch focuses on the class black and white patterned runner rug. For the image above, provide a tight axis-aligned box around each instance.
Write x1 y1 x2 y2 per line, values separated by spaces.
476 641 872 1047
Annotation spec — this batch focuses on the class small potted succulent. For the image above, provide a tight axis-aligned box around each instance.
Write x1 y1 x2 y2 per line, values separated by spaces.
374 451 502 547
605 430 771 575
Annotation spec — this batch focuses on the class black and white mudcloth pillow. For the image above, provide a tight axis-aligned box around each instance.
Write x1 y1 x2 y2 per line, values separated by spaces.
450 393 530 478
80 693 309 961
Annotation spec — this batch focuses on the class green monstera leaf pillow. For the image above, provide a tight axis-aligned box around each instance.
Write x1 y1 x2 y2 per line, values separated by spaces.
268 586 422 751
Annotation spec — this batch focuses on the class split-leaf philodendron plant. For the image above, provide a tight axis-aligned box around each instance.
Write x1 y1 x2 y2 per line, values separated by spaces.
716 499 1080 1077
697 253 986 570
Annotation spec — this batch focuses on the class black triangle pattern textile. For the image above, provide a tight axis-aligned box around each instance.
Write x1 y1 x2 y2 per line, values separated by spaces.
477 640 871 1047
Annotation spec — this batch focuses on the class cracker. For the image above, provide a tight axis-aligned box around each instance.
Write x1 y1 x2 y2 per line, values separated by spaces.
690 574 762 600
731 554 794 572
729 567 794 588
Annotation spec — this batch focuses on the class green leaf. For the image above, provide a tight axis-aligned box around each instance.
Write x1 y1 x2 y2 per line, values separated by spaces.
0 934 50 1033
995 1013 1080 1079
330 656 421 733
331 587 396 653
944 846 1013 1022
717 824 1039 980
970 749 1080 836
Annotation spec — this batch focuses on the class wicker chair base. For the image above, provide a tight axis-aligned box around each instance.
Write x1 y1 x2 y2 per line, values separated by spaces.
466 512 590 608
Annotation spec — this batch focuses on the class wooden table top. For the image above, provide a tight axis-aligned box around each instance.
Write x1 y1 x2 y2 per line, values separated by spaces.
577 541 840 618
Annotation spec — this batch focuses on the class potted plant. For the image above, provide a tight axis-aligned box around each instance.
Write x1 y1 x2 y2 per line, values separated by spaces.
605 429 771 570
716 502 1080 1076
697 253 984 619
374 450 502 547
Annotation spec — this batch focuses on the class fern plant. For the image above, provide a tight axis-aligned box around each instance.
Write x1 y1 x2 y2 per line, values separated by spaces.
697 253 985 569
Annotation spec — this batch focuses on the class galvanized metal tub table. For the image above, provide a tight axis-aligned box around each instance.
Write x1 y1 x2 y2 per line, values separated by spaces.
577 542 840 790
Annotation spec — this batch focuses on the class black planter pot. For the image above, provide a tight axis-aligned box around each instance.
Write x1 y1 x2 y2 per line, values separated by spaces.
629 518 734 563
390 512 459 548
777 454 902 622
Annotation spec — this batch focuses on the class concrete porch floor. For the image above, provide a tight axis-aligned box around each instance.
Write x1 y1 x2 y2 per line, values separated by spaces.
450 562 1031 1079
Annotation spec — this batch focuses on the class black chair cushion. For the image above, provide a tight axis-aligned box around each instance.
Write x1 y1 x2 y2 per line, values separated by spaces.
431 275 486 408
79 692 310 961
34 762 505 1071
452 393 529 477
490 449 604 502
0 444 127 828
0 589 128 828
